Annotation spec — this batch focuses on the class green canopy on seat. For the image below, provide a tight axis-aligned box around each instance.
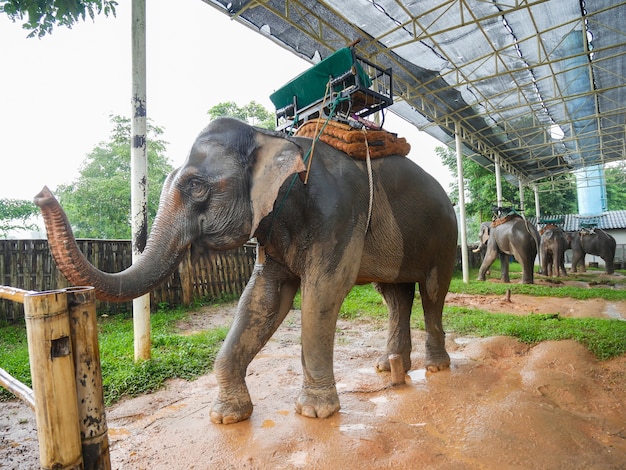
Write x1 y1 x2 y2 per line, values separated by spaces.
269 47 371 111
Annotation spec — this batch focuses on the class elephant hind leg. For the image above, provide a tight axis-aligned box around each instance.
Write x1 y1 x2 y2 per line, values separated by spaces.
373 282 415 372
419 271 450 372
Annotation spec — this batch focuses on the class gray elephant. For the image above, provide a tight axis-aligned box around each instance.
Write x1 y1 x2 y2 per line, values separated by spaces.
566 228 616 274
477 215 540 284
35 117 458 424
540 224 567 276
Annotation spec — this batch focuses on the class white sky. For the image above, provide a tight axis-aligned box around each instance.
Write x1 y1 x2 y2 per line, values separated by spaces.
0 0 453 202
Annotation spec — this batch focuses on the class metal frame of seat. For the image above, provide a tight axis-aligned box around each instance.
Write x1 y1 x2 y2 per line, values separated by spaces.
270 47 393 133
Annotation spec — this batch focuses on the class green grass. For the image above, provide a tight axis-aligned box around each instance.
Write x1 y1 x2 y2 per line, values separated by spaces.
442 307 626 360
452 260 626 301
0 306 227 404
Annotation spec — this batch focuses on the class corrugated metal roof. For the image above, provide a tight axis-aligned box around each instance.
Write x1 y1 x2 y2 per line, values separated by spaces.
200 0 626 187
530 210 626 231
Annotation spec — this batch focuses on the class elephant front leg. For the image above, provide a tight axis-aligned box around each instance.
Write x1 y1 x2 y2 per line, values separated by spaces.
210 260 298 424
373 282 414 372
295 280 353 419
478 248 498 281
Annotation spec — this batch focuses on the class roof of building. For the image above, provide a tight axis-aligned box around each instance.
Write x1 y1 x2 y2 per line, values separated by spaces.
529 210 626 231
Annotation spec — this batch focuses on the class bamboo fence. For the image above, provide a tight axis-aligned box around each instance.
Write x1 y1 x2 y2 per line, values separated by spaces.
0 239 256 322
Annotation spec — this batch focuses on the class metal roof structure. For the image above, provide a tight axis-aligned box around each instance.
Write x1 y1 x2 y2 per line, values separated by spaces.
201 0 626 189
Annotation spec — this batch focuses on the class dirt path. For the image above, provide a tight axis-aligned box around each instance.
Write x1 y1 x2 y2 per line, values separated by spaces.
2 289 625 469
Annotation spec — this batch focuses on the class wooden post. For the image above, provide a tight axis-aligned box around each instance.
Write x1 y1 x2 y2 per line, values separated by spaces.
66 287 111 470
24 290 83 470
388 354 406 386
179 249 193 305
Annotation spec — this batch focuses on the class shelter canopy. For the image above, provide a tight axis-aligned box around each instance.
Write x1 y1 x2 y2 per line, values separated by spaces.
201 0 626 187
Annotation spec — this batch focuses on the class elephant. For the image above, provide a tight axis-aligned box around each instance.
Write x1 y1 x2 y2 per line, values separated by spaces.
540 224 567 277
35 117 458 424
477 215 540 284
566 228 616 274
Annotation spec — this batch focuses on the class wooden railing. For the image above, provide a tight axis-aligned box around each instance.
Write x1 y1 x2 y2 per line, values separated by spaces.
0 286 110 470
1 239 256 321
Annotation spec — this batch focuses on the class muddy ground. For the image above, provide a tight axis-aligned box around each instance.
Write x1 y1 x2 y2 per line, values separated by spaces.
1 276 625 469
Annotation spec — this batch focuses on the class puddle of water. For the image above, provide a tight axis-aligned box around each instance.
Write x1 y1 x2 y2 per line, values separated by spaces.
288 451 309 467
407 369 427 382
604 303 625 321
369 396 388 405
339 423 368 433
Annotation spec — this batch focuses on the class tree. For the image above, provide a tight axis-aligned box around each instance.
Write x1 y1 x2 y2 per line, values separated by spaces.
1 0 117 38
0 199 39 237
437 145 577 220
208 101 275 130
55 115 173 239
605 163 626 211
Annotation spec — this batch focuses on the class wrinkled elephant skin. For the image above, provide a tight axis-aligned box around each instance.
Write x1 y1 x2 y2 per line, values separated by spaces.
35 118 458 424
477 216 540 284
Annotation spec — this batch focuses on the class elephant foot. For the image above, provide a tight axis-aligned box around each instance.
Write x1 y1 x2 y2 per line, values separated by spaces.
375 351 411 372
209 387 253 424
295 385 340 419
424 349 450 372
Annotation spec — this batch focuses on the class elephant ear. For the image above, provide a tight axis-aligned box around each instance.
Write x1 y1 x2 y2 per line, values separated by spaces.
249 132 306 238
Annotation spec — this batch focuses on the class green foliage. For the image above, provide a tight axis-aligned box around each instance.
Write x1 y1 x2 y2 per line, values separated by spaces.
99 310 227 405
0 308 226 403
605 163 626 210
1 0 117 38
54 115 174 239
0 323 30 400
338 285 388 319
437 146 577 220
208 101 275 130
0 198 39 236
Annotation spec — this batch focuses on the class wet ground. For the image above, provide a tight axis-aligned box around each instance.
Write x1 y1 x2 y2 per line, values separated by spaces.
1 281 625 469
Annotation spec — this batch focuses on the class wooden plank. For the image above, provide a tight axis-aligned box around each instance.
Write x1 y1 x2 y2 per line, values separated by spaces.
0 367 35 409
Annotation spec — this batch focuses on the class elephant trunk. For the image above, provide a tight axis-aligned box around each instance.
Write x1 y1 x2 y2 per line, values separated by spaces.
34 186 187 302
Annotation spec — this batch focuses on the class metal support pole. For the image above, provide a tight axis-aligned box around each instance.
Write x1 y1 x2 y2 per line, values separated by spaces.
518 179 525 213
534 185 541 225
455 121 469 283
495 155 503 208
131 0 150 361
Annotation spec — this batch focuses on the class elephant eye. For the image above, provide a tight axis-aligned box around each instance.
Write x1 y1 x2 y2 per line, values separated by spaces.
185 177 210 200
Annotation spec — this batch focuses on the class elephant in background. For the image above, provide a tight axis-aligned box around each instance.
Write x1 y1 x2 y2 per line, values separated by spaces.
540 224 568 276
477 215 540 284
35 117 458 424
566 228 616 274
